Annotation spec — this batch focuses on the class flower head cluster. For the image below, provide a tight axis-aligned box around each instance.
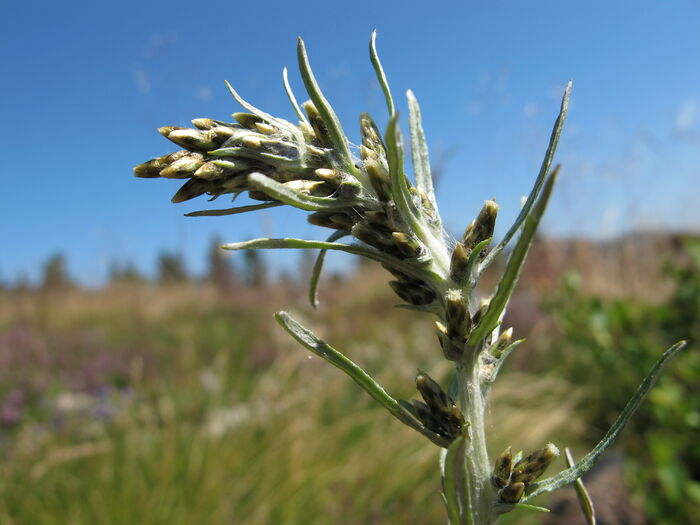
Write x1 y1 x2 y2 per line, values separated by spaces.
135 36 462 321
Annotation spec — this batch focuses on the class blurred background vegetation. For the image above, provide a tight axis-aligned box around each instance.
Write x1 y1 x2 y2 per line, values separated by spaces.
0 232 697 524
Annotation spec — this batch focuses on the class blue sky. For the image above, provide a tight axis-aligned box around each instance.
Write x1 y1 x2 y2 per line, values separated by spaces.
2 1 699 284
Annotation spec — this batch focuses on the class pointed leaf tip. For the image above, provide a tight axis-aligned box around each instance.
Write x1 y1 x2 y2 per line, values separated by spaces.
524 340 687 501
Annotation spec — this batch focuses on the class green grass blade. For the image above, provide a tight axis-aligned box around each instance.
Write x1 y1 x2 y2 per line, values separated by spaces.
247 172 367 212
467 167 559 344
282 67 308 124
442 435 471 525
296 38 357 175
482 81 571 269
275 311 450 448
369 30 395 117
407 90 437 212
185 202 283 217
309 231 347 309
524 340 688 501
564 448 597 525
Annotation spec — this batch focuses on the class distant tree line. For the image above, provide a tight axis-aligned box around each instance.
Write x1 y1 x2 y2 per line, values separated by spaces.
1 237 280 292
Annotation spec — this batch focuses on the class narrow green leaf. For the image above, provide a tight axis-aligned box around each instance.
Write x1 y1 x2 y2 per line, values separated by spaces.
468 167 559 344
464 237 492 287
482 81 571 269
221 236 438 284
296 38 357 175
385 115 427 238
524 340 687 501
206 147 304 169
398 399 420 420
224 80 283 126
369 30 395 117
282 67 308 124
442 435 471 525
394 303 440 314
407 90 437 212
275 311 450 448
514 503 551 513
309 231 347 309
565 448 597 525
247 172 367 212
386 114 413 212
386 113 450 272
185 202 283 217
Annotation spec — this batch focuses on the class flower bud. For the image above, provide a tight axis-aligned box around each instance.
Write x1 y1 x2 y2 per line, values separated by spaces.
411 375 464 441
299 121 315 140
134 151 190 178
360 144 378 161
209 126 237 142
352 222 395 252
471 298 490 327
511 443 560 485
314 168 342 186
435 321 449 342
191 118 218 130
171 178 215 203
303 101 333 148
247 190 275 201
241 135 262 149
391 232 422 258
364 211 391 229
160 154 205 179
489 328 513 359
364 158 391 201
282 180 332 196
233 112 263 129
415 370 452 412
359 113 386 157
498 482 525 504
445 289 470 340
411 400 440 431
220 175 248 192
337 179 363 199
255 122 277 135
449 242 470 283
461 200 498 251
166 129 218 151
413 187 438 221
194 159 251 180
329 214 354 230
158 126 185 137
305 144 326 157
307 212 339 229
388 280 435 306
491 447 513 489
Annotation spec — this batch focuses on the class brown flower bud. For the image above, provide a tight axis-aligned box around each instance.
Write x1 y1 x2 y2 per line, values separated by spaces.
491 447 513 489
511 443 560 485
498 482 525 504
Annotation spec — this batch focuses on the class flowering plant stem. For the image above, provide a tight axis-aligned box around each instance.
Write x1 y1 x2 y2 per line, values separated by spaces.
134 32 687 524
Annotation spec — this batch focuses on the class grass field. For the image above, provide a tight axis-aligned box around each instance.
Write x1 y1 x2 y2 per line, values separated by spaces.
0 234 697 524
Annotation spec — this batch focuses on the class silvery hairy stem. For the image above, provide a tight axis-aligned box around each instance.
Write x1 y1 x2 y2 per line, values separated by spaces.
134 32 687 525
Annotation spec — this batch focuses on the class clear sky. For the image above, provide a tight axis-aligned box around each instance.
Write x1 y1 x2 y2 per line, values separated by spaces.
2 0 699 285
